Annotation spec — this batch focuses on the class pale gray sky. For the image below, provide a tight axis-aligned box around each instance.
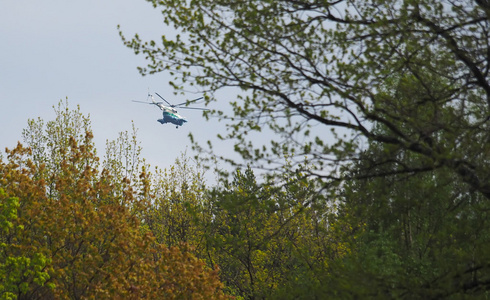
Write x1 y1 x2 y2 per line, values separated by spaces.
0 0 232 181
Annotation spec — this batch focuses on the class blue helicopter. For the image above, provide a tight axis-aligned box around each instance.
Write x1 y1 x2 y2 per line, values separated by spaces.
133 92 208 128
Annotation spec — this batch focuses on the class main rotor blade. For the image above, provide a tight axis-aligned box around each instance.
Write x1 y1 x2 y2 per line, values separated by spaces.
155 92 173 106
132 100 165 108
173 97 204 107
177 106 210 111
132 100 153 104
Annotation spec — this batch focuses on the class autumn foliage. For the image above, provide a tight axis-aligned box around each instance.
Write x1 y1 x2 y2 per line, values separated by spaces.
0 108 228 299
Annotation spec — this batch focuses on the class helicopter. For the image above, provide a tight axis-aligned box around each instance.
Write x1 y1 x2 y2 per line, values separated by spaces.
132 92 208 128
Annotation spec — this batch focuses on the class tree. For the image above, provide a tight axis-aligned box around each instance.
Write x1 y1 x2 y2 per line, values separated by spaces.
142 152 209 252
103 121 147 193
0 101 229 299
201 167 349 299
120 0 490 200
0 188 51 300
331 137 490 298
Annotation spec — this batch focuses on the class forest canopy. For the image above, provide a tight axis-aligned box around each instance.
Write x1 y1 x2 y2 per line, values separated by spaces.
2 0 490 298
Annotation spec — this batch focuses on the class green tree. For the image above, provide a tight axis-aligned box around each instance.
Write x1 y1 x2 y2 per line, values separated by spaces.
0 188 51 300
120 0 490 200
143 152 209 252
328 126 490 298
119 1 490 297
202 167 348 299
103 121 147 194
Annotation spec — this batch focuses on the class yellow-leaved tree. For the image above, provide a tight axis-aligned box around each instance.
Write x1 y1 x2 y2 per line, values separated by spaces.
0 100 229 299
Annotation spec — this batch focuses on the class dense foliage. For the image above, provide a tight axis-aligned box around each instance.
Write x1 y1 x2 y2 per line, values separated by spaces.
117 0 490 298
3 0 490 298
0 103 352 299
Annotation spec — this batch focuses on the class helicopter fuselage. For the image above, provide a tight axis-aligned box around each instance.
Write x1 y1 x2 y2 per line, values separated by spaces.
157 109 187 128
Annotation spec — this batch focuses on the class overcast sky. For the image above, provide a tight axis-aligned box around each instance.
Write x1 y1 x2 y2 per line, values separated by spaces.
1 0 234 183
